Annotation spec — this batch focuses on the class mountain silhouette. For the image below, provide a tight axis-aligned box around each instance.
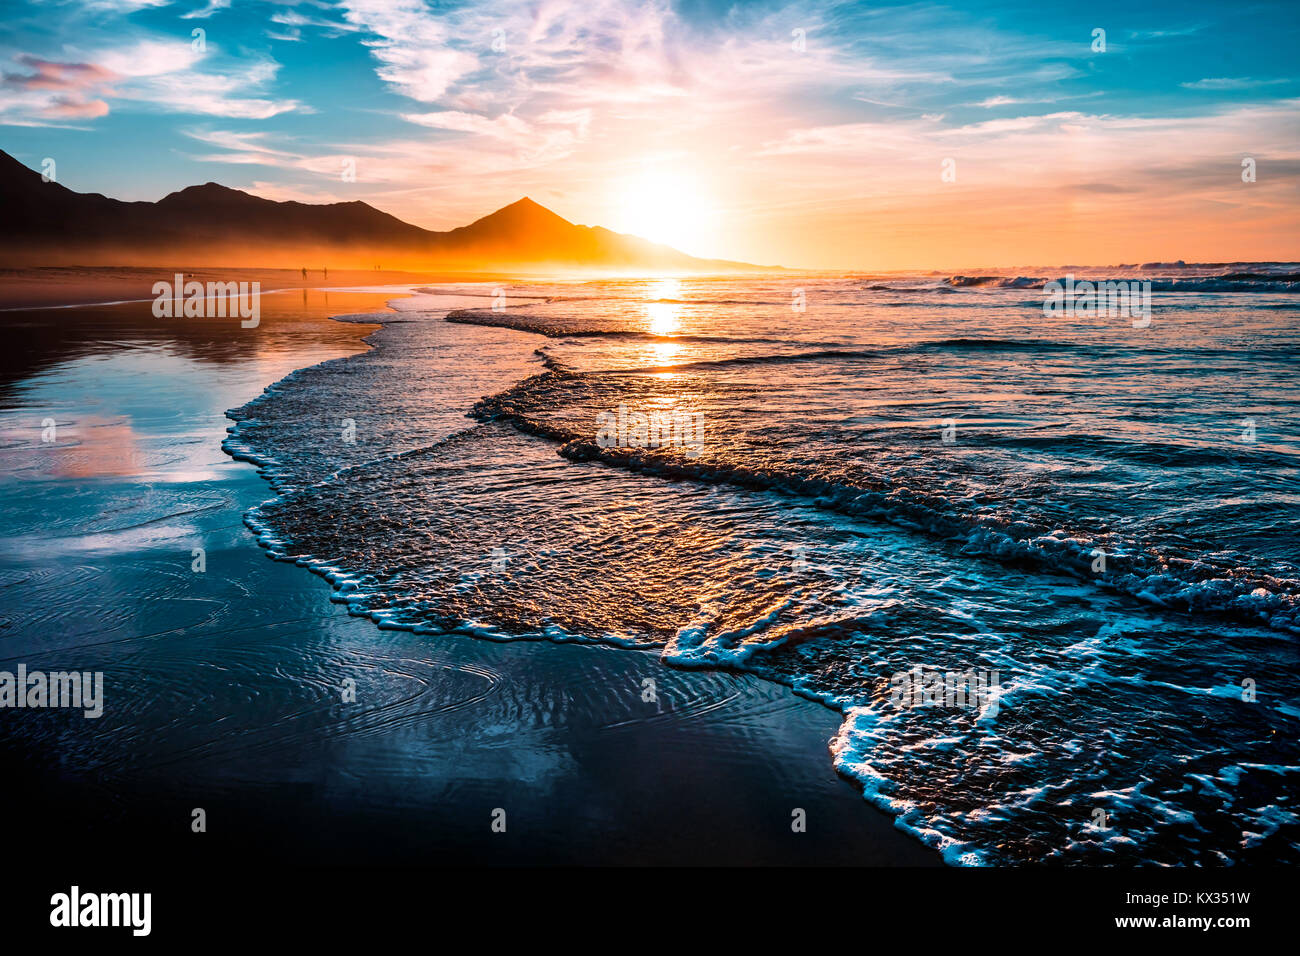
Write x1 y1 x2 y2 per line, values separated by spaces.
0 150 767 272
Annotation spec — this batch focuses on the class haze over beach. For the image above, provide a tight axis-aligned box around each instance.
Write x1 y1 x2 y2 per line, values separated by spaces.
0 150 772 271
1 0 1298 929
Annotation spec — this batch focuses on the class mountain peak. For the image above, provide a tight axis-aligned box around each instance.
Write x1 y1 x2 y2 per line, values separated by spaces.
460 196 574 234
0 151 770 271
486 196 566 222
159 182 260 204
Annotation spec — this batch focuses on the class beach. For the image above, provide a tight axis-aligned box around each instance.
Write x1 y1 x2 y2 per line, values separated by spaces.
0 282 938 866
3 267 1297 866
2 0 1294 925
0 267 523 310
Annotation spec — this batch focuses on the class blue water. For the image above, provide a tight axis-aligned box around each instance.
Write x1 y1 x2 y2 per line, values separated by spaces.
225 268 1300 865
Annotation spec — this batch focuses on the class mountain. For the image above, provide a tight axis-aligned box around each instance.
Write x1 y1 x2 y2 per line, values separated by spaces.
0 150 769 272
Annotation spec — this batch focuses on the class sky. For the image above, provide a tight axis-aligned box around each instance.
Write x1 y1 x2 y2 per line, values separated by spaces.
1 0 1298 269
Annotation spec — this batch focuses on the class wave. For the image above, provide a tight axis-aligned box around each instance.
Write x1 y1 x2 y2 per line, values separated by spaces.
864 283 960 294
451 306 1300 366
644 297 788 306
446 308 813 345
219 288 1300 867
945 275 1044 289
939 273 1300 293
470 376 1300 635
1149 277 1300 293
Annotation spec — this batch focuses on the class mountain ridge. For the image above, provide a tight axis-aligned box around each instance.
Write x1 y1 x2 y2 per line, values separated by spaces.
0 150 772 272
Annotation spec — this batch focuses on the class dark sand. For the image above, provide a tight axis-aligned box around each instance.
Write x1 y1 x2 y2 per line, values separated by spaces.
0 288 938 865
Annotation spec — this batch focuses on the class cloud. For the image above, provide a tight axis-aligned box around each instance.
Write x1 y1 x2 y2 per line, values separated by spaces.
749 97 1300 256
0 54 120 126
1127 25 1205 40
246 180 344 203
48 95 112 118
183 98 592 189
78 0 170 9
269 9 365 37
181 128 304 165
1069 182 1137 194
2 56 117 91
119 57 303 118
968 91 1105 108
0 39 300 124
759 100 1300 168
340 0 478 102
181 0 231 19
402 110 533 140
1181 77 1290 91
95 40 200 78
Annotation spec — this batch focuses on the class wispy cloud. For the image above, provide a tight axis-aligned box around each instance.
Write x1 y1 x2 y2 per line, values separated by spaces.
340 0 478 102
0 37 301 125
181 0 231 20
402 110 533 140
1181 76 1290 90
269 8 366 38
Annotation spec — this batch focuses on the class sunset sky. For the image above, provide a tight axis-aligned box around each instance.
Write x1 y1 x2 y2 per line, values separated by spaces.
2 0 1298 269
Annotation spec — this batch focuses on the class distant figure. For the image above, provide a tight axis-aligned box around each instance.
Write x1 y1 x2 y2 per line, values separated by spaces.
301 267 307 278
323 267 328 278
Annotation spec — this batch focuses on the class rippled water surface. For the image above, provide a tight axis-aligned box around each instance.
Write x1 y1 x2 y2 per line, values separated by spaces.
225 271 1300 864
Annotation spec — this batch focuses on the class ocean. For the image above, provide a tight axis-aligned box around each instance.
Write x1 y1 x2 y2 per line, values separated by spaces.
219 266 1300 865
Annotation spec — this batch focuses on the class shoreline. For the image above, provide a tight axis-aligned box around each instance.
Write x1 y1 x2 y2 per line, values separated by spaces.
0 286 941 865
0 267 522 311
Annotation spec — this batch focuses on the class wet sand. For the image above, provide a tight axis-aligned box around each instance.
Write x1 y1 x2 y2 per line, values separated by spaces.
0 266 521 311
0 288 938 865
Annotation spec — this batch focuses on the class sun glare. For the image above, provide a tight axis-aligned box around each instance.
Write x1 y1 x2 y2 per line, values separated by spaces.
650 277 680 300
612 170 717 254
646 277 682 337
647 300 679 337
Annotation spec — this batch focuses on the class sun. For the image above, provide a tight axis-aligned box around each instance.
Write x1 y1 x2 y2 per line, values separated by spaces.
611 169 716 254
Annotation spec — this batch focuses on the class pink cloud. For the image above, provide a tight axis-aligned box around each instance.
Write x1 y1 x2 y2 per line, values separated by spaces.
3 55 118 92
49 95 112 118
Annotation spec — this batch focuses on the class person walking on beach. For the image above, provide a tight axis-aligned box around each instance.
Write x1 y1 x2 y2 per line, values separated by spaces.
301 267 307 278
